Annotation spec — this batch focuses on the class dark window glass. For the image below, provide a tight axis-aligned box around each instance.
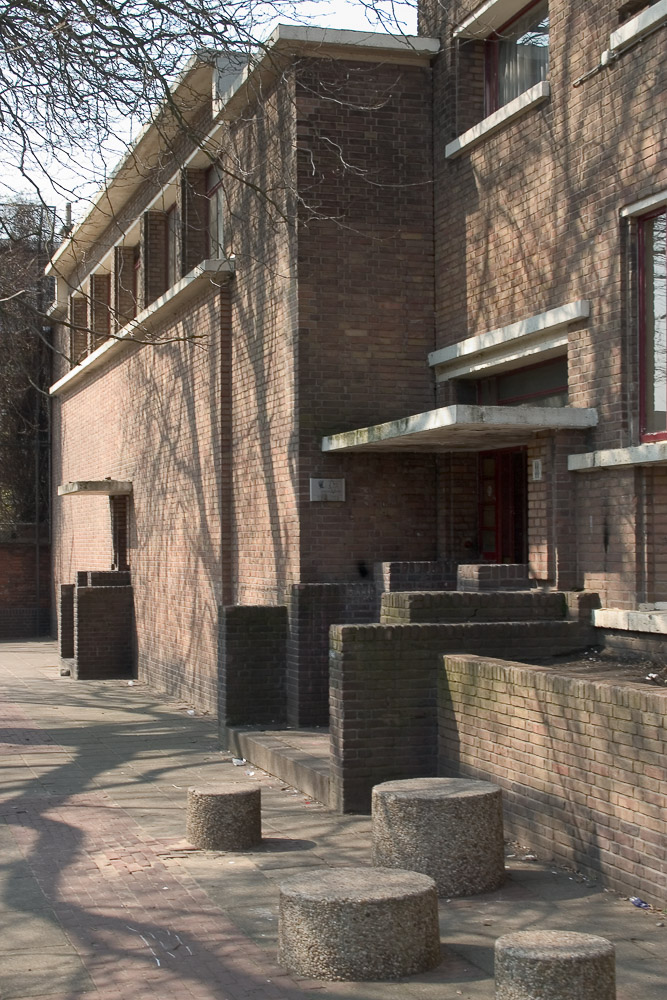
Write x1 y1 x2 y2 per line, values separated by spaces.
207 165 225 258
487 1 550 112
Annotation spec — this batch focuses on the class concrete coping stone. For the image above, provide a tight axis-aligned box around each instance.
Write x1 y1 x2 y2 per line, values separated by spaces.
495 930 616 999
278 867 441 981
186 782 261 851
372 777 505 897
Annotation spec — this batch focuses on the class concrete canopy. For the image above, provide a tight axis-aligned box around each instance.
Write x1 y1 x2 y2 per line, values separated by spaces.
321 404 598 453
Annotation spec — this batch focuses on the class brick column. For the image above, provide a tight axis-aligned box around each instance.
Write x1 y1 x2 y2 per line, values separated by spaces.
112 246 136 329
69 295 88 366
89 273 111 352
179 168 209 275
139 211 167 309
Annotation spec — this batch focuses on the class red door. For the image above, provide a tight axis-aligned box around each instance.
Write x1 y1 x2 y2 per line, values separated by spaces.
479 449 527 563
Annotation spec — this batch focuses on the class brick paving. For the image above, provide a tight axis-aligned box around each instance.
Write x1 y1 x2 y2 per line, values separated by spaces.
0 640 665 1000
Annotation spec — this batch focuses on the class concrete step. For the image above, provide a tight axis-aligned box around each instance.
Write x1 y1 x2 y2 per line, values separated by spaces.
224 726 330 807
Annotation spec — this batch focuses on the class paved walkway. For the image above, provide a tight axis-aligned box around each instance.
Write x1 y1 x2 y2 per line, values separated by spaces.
0 640 664 1000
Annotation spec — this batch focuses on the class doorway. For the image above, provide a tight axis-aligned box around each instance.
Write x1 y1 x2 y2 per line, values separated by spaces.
479 449 527 563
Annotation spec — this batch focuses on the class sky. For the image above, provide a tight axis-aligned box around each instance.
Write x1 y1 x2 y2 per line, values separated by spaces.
1 0 418 228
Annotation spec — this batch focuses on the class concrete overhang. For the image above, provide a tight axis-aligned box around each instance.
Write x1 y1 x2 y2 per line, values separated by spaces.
58 481 133 497
322 404 598 453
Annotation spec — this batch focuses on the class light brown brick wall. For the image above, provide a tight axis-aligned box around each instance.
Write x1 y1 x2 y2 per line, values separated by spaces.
52 286 228 711
439 653 667 907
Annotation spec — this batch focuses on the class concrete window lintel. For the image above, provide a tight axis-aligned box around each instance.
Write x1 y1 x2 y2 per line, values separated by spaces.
429 299 589 380
609 0 667 54
445 81 550 159
453 0 534 38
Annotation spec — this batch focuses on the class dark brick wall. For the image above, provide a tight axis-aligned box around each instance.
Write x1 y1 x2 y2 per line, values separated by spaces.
74 585 134 678
380 590 569 624
374 561 456 593
59 584 75 657
0 544 50 638
329 617 596 813
439 653 667 907
285 582 377 728
218 604 287 731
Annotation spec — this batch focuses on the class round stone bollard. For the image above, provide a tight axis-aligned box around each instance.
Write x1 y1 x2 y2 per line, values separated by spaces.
186 783 261 850
372 777 505 897
278 867 441 981
495 930 616 1000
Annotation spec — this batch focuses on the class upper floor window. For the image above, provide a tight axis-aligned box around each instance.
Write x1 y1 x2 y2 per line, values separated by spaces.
166 205 180 288
640 208 667 439
207 165 225 258
486 0 550 113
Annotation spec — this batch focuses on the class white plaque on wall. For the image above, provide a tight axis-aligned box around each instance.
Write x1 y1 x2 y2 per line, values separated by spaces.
309 478 346 502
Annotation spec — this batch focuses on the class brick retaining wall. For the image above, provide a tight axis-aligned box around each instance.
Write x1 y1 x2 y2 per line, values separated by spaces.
329 619 595 813
74 585 134 679
218 604 287 732
439 654 667 908
286 583 377 728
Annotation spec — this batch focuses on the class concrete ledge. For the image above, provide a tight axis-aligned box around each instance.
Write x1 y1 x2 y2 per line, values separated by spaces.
58 480 133 497
568 440 667 471
593 608 667 634
445 82 550 159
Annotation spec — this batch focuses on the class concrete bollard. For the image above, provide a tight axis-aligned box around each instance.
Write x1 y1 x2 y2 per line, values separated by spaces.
372 776 505 896
186 783 261 850
495 930 616 999
278 867 441 981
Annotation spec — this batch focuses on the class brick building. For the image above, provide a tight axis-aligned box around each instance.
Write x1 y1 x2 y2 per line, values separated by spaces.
48 4 665 728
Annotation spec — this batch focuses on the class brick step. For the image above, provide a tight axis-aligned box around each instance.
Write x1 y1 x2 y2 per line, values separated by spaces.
380 590 598 625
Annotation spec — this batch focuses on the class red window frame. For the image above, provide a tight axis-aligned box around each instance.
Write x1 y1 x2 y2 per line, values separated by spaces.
639 206 667 441
484 0 549 115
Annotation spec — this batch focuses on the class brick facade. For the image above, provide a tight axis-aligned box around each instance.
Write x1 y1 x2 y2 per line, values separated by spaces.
439 653 667 908
48 11 667 714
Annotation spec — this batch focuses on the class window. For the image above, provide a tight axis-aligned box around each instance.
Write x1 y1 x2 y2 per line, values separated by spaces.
166 205 180 288
207 165 225 258
640 208 667 439
476 357 568 408
486 0 549 113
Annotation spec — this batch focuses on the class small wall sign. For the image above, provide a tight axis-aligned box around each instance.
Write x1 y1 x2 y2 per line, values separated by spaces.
309 478 346 502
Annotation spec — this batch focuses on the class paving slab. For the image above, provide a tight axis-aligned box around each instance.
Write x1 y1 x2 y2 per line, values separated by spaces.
0 639 664 1000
